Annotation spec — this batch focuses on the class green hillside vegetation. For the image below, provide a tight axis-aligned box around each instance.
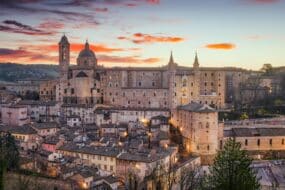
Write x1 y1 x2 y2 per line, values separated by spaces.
0 63 59 82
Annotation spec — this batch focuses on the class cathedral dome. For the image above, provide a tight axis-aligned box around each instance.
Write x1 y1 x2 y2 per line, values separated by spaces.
78 41 95 58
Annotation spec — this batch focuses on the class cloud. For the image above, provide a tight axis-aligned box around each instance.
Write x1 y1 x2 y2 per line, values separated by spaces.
0 47 57 63
205 43 236 50
98 55 161 64
0 46 157 65
118 33 184 44
146 0 160 4
0 1 100 26
0 20 56 36
38 20 65 29
0 20 65 36
95 7 108 12
31 43 125 53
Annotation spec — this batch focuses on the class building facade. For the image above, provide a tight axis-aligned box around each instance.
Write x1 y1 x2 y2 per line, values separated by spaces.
56 36 226 110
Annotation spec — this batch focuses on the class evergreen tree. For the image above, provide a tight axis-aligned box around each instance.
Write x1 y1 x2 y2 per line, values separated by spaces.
208 138 260 190
0 133 20 190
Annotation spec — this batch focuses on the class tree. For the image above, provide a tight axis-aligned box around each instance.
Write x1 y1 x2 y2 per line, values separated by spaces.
0 133 19 190
208 138 260 190
240 112 249 120
178 166 206 190
261 63 273 75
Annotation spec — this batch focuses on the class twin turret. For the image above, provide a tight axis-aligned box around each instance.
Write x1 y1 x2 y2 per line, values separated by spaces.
167 50 200 71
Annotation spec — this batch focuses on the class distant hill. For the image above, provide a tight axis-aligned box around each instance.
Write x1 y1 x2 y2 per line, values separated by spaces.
0 63 59 82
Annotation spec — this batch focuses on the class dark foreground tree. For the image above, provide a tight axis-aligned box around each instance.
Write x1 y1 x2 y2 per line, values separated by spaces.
208 138 260 190
0 133 19 190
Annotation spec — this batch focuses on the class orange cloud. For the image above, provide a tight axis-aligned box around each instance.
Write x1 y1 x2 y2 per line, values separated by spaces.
205 43 236 50
29 43 125 53
118 33 184 44
0 48 57 64
0 42 142 64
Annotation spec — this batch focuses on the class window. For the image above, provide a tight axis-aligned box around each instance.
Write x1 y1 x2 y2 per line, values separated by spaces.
182 79 187 87
269 139 272 145
204 82 207 86
104 165 107 170
71 88 74 94
282 139 284 145
245 139 248 146
110 166 114 171
207 145 210 150
138 82 142 86
257 139 260 146
206 122 209 128
152 82 155 86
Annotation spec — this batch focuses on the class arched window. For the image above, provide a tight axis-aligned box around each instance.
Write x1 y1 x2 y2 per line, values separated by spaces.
182 79 187 87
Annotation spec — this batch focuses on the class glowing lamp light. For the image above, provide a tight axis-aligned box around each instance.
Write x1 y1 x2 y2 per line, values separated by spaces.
140 118 150 126
81 182 88 189
135 163 140 169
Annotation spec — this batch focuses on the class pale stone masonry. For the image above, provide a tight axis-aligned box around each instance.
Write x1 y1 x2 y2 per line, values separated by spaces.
56 35 226 110
171 102 219 164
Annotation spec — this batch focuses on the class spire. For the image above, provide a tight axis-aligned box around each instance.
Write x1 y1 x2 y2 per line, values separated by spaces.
59 34 69 44
169 51 174 64
85 40 89 49
193 51 199 68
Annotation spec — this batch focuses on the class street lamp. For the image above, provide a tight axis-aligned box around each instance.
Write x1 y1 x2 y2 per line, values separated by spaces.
141 118 151 149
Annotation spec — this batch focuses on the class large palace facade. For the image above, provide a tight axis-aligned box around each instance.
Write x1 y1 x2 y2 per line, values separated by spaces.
56 35 225 110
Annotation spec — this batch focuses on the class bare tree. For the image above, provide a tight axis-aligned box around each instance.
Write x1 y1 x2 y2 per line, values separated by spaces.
178 166 204 190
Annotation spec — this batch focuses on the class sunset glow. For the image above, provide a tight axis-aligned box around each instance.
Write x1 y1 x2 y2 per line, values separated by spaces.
0 0 284 69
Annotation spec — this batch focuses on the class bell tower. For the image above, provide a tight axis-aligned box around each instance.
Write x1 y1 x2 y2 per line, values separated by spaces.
59 34 70 73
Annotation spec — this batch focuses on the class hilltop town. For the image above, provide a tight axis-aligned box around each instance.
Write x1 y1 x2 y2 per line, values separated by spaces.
1 35 285 190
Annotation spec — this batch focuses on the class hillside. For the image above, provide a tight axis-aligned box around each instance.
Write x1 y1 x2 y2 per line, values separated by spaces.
0 63 59 82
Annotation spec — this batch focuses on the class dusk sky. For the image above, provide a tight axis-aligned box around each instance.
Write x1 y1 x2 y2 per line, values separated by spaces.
0 0 284 69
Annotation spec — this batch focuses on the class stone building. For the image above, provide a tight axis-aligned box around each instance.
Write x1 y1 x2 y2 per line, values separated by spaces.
1 105 30 126
171 102 219 164
39 79 57 101
56 35 226 110
221 118 285 159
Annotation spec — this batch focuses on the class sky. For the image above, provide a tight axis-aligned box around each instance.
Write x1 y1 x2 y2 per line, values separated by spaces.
0 0 284 70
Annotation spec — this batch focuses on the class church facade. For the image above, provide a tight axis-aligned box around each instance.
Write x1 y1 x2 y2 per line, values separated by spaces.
56 35 225 110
